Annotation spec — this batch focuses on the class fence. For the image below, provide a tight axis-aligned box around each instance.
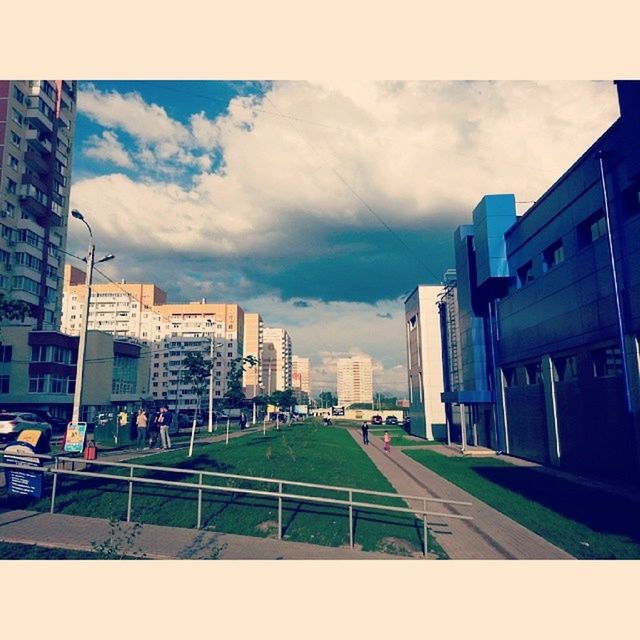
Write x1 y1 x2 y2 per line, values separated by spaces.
0 451 473 557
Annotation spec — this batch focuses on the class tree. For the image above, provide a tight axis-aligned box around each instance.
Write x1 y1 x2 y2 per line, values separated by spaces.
181 351 212 422
223 355 257 409
0 294 32 341
269 388 295 411
317 391 337 408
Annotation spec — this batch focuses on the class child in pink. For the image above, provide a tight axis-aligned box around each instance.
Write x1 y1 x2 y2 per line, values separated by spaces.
384 431 391 453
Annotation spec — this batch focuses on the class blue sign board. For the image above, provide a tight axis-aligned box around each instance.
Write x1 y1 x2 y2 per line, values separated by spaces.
3 442 44 499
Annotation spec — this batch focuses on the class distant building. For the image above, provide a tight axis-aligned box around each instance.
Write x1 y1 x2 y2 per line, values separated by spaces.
0 80 77 330
336 356 373 407
404 286 446 440
292 355 310 403
438 80 640 479
242 312 263 398
262 327 292 392
62 270 245 414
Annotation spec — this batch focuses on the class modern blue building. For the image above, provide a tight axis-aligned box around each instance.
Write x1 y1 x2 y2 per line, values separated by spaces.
439 81 640 480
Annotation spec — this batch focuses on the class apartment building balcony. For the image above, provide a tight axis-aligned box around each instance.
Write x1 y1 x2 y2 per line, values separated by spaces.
18 188 48 219
24 149 50 177
26 104 54 134
25 129 52 155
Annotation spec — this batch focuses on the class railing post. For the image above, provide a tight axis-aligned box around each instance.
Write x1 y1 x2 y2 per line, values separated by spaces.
278 481 283 540
423 498 428 559
197 472 203 529
50 458 59 514
127 466 134 522
349 489 353 549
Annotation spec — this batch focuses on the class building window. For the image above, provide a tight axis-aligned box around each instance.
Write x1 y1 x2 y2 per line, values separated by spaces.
525 362 542 385
517 261 534 288
10 132 21 149
593 346 622 378
0 345 13 362
29 376 47 393
13 86 25 104
8 155 19 172
0 375 9 393
503 367 517 387
553 355 577 382
578 209 607 247
542 240 564 271
7 179 17 195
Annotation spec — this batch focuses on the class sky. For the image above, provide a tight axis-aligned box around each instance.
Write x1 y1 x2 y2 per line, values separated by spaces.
66 80 621 397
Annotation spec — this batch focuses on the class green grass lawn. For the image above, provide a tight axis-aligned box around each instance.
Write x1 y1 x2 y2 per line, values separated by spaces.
0 541 100 560
405 449 640 559
2 421 447 558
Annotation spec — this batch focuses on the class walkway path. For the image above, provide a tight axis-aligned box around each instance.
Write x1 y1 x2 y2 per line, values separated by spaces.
349 429 573 560
0 509 399 560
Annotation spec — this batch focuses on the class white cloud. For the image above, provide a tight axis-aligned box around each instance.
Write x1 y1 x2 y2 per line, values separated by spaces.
73 81 620 258
84 131 133 168
79 84 191 145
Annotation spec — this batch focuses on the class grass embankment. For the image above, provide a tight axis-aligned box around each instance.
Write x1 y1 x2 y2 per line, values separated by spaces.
0 541 99 560
3 421 447 558
405 449 640 559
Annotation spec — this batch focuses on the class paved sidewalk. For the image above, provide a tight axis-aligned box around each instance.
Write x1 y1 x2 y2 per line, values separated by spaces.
350 429 573 560
0 509 401 560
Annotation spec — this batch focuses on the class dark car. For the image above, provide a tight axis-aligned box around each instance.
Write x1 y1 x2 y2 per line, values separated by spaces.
25 410 69 433
371 415 383 425
385 415 398 426
0 412 52 445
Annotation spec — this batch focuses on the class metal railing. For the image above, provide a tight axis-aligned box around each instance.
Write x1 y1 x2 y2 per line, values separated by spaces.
0 451 472 557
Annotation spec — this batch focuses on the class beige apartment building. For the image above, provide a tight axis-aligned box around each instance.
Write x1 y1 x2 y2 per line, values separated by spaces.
62 268 245 413
242 312 263 398
0 80 77 330
262 327 292 393
337 355 373 407
292 355 310 400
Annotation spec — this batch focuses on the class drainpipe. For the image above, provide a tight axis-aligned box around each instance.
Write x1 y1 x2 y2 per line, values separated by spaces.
597 151 633 413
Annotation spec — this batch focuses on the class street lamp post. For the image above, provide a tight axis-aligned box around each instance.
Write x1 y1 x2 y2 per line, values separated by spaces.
70 209 114 425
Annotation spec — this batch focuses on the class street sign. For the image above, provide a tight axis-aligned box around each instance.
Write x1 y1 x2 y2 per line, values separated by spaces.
64 422 88 453
3 441 44 499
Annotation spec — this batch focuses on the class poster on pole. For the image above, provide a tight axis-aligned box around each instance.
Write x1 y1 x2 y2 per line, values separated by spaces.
63 422 88 453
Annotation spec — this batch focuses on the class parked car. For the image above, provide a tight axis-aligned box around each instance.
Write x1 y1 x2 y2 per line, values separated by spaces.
371 415 383 425
385 415 399 425
0 412 53 445
24 409 69 433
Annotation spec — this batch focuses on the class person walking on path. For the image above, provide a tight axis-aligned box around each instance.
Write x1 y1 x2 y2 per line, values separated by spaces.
383 430 391 453
135 408 148 450
240 413 247 431
361 421 369 445
159 406 173 450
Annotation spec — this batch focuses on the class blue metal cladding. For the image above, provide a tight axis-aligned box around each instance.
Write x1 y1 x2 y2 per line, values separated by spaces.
472 194 517 287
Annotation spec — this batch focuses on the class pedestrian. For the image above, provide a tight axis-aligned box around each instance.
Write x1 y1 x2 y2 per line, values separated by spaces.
383 430 391 453
136 408 148 450
239 413 247 430
149 410 161 448
159 406 173 450
361 421 369 445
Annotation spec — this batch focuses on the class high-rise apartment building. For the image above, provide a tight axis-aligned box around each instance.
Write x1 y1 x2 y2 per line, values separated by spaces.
336 356 373 407
292 355 310 398
0 80 77 330
62 270 245 412
262 327 292 392
242 312 263 398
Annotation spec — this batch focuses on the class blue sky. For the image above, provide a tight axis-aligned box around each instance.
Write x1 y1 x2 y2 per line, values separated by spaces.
67 80 621 395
